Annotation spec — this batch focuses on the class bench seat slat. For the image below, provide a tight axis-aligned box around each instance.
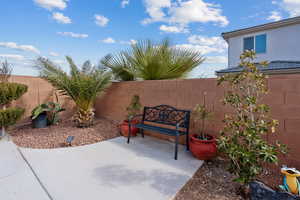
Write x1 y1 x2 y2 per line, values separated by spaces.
135 124 186 136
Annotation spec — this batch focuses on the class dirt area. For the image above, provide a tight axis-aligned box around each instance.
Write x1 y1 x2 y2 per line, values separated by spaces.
174 158 244 200
10 118 120 149
173 158 287 200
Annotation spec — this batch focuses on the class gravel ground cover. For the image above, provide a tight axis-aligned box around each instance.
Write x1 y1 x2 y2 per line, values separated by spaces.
11 118 120 149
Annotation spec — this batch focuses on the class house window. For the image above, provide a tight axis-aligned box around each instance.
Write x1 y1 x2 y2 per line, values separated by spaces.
243 34 267 54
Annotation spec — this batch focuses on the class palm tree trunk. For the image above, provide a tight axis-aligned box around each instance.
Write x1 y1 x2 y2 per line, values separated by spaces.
73 108 95 128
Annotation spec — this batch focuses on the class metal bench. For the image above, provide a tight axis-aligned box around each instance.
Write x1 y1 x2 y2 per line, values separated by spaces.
127 105 191 160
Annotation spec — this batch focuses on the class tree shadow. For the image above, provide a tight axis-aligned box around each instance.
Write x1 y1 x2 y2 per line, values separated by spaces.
93 164 189 196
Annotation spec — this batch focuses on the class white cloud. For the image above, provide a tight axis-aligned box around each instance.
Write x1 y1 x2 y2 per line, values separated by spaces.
142 0 171 24
281 0 300 17
34 0 68 10
274 0 300 17
0 54 25 61
159 24 189 33
57 32 88 38
142 0 228 28
205 56 227 64
120 39 137 45
49 52 59 56
52 12 72 24
94 14 109 27
101 38 136 45
267 11 282 21
168 0 229 27
101 37 116 44
121 0 130 8
187 35 227 53
175 35 227 55
0 42 40 54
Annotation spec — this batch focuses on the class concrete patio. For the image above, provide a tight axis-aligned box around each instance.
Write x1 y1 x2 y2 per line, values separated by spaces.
1 136 203 200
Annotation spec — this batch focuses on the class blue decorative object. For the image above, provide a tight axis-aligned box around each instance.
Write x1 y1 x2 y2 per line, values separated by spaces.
66 136 75 146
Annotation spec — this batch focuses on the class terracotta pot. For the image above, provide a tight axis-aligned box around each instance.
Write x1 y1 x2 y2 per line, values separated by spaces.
190 134 217 160
120 120 139 137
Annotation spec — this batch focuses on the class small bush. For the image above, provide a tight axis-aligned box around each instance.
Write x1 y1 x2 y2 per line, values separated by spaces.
0 83 28 105
0 107 25 127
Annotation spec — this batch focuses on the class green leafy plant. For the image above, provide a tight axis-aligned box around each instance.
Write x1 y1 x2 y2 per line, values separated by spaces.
31 102 65 125
36 56 112 127
217 50 287 185
0 82 28 105
102 39 205 81
100 54 135 81
0 107 25 127
0 61 27 138
192 92 213 140
126 95 142 120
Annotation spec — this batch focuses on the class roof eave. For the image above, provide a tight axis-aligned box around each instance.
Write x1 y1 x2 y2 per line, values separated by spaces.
216 68 300 76
222 16 300 40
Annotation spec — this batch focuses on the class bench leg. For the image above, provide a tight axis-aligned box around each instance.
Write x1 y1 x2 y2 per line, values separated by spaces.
141 129 144 138
175 134 179 160
127 124 131 144
186 133 190 151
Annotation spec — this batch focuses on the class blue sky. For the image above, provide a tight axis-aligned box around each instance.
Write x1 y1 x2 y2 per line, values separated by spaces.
0 0 299 77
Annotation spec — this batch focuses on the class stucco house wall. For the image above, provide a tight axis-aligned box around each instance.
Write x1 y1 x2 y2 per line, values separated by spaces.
227 23 300 67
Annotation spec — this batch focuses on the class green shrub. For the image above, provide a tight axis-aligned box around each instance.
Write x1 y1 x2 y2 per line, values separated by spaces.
0 61 27 137
0 107 25 127
0 82 28 105
217 51 287 185
126 95 142 120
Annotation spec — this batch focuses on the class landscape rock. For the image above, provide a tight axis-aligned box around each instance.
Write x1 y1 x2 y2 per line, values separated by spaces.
250 181 300 200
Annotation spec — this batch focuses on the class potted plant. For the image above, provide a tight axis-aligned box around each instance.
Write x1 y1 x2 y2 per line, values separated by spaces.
120 95 142 137
190 92 217 160
31 102 65 128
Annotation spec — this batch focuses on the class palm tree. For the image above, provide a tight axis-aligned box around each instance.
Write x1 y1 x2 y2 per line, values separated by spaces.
36 56 112 127
100 53 135 81
102 39 205 80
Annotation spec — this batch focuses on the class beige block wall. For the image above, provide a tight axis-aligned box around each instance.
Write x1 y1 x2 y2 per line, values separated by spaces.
95 75 300 168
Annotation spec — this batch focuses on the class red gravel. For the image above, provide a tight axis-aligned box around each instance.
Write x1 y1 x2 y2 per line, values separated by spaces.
10 118 120 149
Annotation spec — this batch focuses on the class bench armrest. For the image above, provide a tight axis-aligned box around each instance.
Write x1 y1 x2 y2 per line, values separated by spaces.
128 114 143 123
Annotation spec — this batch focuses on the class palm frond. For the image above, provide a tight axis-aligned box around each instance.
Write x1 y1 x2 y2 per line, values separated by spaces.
101 53 135 81
124 38 205 80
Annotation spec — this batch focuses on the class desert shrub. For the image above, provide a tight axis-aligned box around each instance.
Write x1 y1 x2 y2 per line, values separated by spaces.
0 107 25 127
0 61 27 136
0 82 28 105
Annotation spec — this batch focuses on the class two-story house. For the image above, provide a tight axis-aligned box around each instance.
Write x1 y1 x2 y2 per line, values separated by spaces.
216 16 300 75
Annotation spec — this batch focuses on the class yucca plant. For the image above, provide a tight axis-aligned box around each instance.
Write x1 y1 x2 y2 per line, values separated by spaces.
102 39 205 80
36 56 112 127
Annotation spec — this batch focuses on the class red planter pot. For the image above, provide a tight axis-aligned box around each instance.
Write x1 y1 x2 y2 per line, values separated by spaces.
120 120 139 137
190 134 217 160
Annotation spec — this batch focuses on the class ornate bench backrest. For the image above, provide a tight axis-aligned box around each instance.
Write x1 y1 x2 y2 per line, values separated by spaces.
143 105 190 128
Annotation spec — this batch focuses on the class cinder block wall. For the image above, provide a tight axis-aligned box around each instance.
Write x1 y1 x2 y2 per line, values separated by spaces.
95 75 300 168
